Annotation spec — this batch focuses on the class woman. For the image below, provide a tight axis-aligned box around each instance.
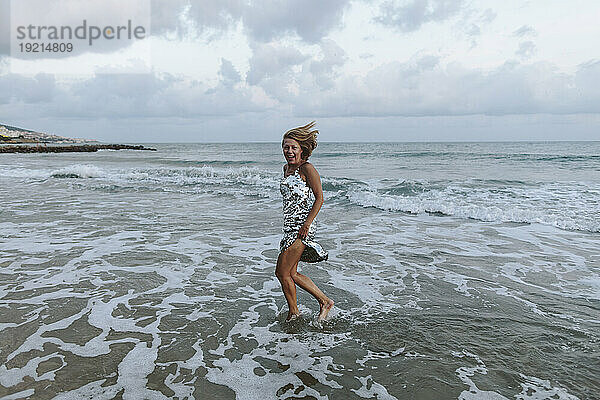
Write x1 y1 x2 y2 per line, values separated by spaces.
275 121 334 323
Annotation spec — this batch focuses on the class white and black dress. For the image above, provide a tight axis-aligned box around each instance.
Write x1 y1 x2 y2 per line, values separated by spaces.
279 165 328 263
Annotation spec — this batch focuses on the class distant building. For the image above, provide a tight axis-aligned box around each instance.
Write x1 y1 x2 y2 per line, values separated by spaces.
0 123 96 143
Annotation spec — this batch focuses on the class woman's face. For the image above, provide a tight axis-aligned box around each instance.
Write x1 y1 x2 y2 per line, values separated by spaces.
282 138 303 165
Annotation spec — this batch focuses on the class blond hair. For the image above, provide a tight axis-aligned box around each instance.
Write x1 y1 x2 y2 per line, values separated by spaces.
282 121 319 160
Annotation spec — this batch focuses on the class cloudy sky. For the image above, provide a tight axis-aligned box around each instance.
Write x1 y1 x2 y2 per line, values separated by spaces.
1 0 599 142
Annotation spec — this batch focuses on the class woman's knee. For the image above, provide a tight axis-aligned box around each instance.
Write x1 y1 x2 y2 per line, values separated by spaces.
276 244 302 279
275 267 286 279
275 261 290 279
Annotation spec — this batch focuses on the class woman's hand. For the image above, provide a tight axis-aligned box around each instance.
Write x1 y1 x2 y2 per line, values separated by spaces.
298 222 310 239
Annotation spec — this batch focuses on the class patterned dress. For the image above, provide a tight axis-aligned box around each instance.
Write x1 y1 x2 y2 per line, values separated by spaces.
279 165 328 263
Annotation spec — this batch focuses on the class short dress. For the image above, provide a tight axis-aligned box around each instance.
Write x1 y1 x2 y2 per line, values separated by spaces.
279 165 328 263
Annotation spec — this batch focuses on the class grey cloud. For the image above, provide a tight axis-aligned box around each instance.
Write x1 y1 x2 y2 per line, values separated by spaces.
415 55 439 70
219 58 241 87
149 0 188 34
48 73 172 117
72 73 171 100
241 0 348 43
4 56 600 122
164 0 244 38
152 0 349 44
1 72 263 118
513 25 537 38
246 43 307 85
464 24 480 37
516 41 536 60
0 56 8 74
480 8 496 23
3 0 348 64
375 0 465 32
292 58 600 117
0 73 55 103
244 40 348 103
0 0 9 55
458 7 496 48
309 39 347 89
573 60 600 112
155 80 263 117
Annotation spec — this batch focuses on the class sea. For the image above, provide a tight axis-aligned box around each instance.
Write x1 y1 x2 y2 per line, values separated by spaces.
0 142 598 400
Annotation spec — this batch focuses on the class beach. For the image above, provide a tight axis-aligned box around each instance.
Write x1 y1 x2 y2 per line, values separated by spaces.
0 142 598 399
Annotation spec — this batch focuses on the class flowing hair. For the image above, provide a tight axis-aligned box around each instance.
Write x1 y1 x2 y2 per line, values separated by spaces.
282 121 319 160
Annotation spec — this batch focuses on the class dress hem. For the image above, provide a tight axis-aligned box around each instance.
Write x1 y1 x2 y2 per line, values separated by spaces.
279 236 328 263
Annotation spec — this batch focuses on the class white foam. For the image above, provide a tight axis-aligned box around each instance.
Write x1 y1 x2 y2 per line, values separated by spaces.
352 375 399 400
1 389 35 399
515 373 580 400
204 300 357 399
346 182 600 233
454 350 510 400
53 379 121 400
51 164 105 178
117 342 163 400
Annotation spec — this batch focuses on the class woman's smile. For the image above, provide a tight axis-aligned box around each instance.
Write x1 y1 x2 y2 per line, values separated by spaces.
283 138 302 165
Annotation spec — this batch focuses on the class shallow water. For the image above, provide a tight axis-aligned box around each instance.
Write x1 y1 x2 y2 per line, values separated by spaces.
0 142 598 399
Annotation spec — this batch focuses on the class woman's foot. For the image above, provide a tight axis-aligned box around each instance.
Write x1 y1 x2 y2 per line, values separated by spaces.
286 312 300 322
318 299 334 322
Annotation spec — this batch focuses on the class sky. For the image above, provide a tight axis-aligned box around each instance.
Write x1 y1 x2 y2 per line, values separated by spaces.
1 0 599 142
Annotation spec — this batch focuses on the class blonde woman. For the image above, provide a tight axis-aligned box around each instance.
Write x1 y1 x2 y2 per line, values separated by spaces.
275 121 334 322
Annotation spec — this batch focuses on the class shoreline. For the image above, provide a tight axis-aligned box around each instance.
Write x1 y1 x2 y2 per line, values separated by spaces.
0 144 157 153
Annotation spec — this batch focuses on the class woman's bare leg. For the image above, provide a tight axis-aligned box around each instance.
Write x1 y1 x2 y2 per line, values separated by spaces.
275 239 306 320
290 252 334 321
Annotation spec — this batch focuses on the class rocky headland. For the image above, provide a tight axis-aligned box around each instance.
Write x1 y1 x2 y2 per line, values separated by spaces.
0 123 156 152
0 144 157 153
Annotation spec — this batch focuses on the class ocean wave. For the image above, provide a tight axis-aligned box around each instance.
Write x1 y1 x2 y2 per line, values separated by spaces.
0 167 50 179
0 164 106 179
9 164 278 186
483 153 600 162
346 185 600 233
317 150 600 164
378 180 431 196
123 165 281 187
161 159 261 167
4 163 598 232
318 151 458 158
51 164 105 179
